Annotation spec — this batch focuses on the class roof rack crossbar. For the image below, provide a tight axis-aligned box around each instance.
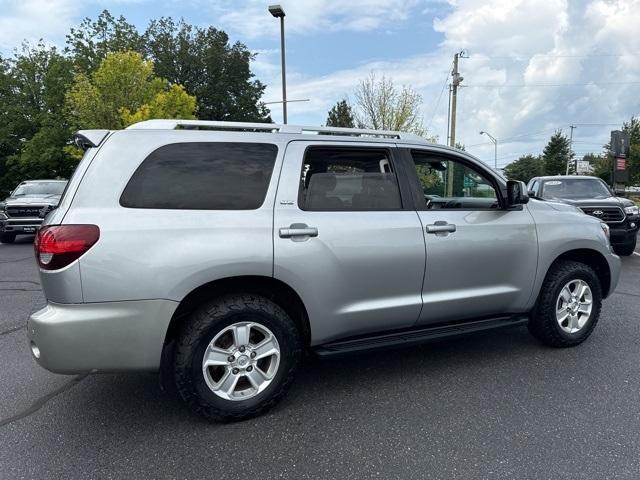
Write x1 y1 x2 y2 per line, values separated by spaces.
126 119 424 141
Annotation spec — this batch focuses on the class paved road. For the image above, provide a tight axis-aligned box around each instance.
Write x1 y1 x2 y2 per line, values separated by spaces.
1 235 639 479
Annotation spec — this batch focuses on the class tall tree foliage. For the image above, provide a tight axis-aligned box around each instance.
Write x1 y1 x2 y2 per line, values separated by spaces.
503 154 544 184
144 18 270 122
542 130 573 176
326 99 355 128
0 44 75 194
621 116 640 186
66 11 144 72
66 51 196 130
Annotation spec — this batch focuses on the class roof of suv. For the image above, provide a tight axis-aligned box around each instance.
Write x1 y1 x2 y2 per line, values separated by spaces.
77 119 503 180
125 119 429 144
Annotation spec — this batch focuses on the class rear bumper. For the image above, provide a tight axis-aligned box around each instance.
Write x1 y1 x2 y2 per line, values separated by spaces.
27 299 178 374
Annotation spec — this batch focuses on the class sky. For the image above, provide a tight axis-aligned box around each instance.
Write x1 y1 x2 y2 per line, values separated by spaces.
0 0 639 168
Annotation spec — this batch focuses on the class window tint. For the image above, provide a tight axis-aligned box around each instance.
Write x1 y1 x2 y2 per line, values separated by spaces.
121 142 277 210
410 151 499 210
298 147 402 211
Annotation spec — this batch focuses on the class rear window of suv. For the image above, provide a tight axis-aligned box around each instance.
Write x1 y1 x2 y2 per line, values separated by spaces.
120 142 278 210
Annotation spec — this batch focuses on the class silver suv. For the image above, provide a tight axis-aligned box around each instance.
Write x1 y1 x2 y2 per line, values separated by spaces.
28 120 621 421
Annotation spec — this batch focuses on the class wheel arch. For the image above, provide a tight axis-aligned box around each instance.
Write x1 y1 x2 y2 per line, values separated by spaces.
162 275 311 349
546 248 612 298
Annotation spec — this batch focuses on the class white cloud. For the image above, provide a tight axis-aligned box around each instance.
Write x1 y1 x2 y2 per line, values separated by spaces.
257 0 640 167
218 0 424 39
0 0 76 50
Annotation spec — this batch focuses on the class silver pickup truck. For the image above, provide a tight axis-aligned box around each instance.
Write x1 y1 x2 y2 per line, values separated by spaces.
28 120 620 422
0 180 67 243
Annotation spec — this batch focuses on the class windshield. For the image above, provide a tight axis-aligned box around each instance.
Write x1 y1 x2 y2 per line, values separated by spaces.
12 181 67 197
541 178 611 199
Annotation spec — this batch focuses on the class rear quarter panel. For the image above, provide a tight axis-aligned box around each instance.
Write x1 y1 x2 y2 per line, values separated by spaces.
63 130 286 303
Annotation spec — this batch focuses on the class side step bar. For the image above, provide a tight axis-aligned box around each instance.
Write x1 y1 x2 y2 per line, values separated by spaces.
314 315 529 357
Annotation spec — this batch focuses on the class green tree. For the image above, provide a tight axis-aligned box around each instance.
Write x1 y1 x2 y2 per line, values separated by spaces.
1 44 75 196
66 51 196 130
66 10 144 72
144 18 270 122
622 116 640 185
326 99 355 128
542 130 572 176
504 154 544 184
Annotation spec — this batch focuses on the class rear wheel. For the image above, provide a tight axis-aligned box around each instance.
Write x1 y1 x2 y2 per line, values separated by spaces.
0 233 16 244
528 260 602 347
613 236 637 256
173 294 302 422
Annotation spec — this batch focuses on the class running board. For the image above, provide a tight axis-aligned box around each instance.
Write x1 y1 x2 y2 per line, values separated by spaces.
314 315 529 357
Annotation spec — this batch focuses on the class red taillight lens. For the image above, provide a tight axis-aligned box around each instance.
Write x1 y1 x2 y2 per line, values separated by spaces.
34 225 100 270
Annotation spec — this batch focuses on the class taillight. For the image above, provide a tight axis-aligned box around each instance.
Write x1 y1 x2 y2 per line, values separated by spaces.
34 225 100 270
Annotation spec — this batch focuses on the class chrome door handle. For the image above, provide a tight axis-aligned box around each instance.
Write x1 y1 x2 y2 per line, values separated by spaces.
425 222 456 234
279 224 318 239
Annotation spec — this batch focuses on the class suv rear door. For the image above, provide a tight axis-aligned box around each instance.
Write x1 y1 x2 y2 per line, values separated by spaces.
401 148 538 324
273 141 426 345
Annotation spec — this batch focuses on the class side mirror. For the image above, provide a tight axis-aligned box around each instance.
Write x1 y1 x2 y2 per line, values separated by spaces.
507 180 529 207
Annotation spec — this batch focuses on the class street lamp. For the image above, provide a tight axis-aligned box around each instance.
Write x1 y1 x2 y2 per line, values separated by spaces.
479 131 498 169
269 4 288 124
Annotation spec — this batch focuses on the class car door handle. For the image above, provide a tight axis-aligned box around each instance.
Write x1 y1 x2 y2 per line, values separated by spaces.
425 222 456 234
279 225 318 238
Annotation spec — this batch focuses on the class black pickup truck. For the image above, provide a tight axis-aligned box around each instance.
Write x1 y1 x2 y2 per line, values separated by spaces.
0 180 67 243
527 175 639 256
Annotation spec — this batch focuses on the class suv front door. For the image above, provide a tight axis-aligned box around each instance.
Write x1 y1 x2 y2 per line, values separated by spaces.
403 148 538 325
274 141 426 345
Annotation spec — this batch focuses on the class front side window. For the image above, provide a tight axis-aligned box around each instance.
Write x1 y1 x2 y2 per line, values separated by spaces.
120 142 278 210
298 147 402 211
410 151 499 210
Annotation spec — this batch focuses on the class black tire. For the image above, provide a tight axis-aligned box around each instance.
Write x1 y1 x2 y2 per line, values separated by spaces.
173 294 302 422
528 260 602 348
0 233 16 244
613 236 637 256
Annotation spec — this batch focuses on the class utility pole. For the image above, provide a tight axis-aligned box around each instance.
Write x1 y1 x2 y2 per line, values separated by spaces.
446 84 452 145
448 51 465 196
449 52 464 148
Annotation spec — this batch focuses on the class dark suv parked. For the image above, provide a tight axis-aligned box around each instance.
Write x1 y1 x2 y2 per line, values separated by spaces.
527 176 639 256
0 180 67 243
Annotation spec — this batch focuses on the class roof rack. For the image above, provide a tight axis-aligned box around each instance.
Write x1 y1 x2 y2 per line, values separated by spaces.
126 119 426 142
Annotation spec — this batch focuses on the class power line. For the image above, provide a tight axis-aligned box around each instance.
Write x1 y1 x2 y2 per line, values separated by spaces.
425 61 453 132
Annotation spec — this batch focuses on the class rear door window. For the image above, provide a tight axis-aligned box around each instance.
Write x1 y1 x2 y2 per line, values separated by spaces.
120 142 278 210
298 147 402 211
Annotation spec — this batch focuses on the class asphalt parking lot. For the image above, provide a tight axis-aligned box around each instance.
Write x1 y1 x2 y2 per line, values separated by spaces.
1 235 639 479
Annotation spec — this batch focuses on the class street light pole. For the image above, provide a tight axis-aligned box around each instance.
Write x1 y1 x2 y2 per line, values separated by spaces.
269 5 287 124
479 131 498 169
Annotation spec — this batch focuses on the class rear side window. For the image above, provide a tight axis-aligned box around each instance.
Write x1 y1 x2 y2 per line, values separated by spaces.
120 142 277 210
298 147 402 211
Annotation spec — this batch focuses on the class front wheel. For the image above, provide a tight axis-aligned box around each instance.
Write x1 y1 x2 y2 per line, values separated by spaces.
613 236 637 256
528 260 602 348
173 294 302 422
